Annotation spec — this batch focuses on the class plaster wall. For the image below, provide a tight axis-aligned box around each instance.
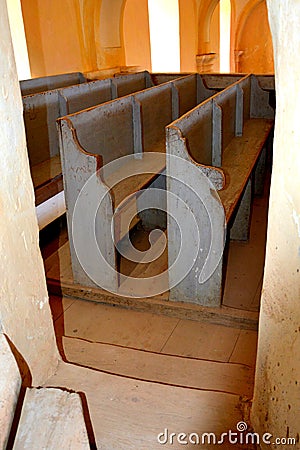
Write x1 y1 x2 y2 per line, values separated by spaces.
236 0 274 73
252 0 300 447
20 0 127 77
7 0 31 80
179 0 198 72
0 0 59 384
232 0 250 21
96 0 126 68
21 0 86 77
196 0 220 72
210 2 220 72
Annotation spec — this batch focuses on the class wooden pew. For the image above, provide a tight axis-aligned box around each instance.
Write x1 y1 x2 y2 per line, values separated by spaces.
58 75 216 290
112 70 154 97
166 74 274 307
20 72 87 96
58 78 115 116
23 90 63 207
201 73 275 91
24 72 211 213
23 72 157 209
23 71 169 209
58 71 154 115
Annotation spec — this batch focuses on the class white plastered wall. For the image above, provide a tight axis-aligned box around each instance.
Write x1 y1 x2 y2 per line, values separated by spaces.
252 0 300 447
0 0 60 385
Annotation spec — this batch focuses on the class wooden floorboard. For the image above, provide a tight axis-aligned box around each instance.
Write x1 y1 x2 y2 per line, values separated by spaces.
45 240 258 330
48 279 259 330
62 336 255 397
45 361 253 450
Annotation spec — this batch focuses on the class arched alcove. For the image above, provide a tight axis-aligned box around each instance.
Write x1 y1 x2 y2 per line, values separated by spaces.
235 0 274 73
123 0 151 71
93 0 126 68
197 0 237 73
197 0 224 73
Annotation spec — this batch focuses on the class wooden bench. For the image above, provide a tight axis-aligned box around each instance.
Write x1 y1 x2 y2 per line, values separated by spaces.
166 74 274 307
24 71 212 233
58 74 216 290
0 334 89 449
23 71 175 213
200 73 274 90
20 71 87 96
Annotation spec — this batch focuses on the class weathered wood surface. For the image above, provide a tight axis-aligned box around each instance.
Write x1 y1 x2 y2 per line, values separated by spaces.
44 241 259 329
104 156 165 209
23 71 166 207
20 71 86 96
30 155 63 206
201 73 275 91
219 119 274 220
112 70 153 97
62 336 254 397
0 334 22 450
45 362 253 449
30 155 61 189
23 91 61 167
58 78 113 116
167 75 274 307
59 75 217 289
25 73 273 211
13 388 90 449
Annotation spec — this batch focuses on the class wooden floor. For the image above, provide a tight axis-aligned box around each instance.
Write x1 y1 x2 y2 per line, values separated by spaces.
40 171 270 449
43 183 269 328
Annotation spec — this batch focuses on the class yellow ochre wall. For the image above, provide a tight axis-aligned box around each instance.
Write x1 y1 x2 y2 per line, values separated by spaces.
20 0 127 77
123 0 151 71
179 0 198 72
235 0 274 73
20 0 274 77
21 0 86 77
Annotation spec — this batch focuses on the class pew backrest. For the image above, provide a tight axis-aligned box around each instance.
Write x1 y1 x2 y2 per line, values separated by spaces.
58 79 113 116
23 90 61 165
167 74 274 174
113 71 153 97
134 83 173 153
171 97 214 167
20 72 86 96
63 96 135 164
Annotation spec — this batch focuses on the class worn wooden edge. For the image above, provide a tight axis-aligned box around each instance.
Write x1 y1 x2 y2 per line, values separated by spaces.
35 175 64 206
47 278 258 330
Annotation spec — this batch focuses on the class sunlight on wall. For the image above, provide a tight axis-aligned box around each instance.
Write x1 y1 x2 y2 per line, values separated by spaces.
7 0 31 80
148 0 180 72
220 0 231 72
